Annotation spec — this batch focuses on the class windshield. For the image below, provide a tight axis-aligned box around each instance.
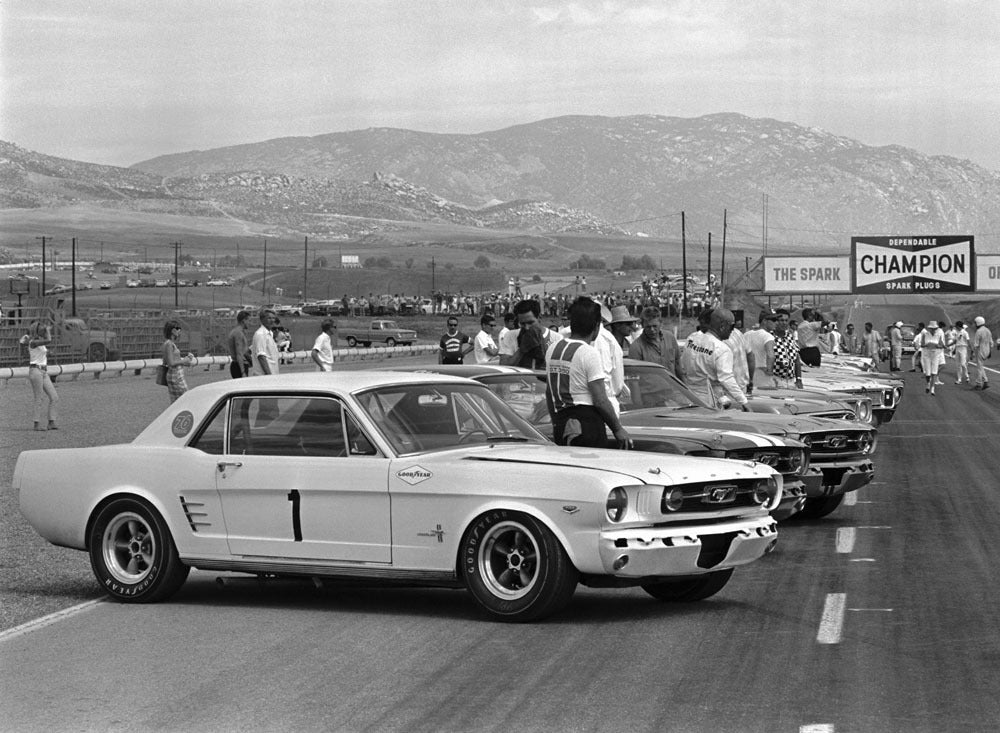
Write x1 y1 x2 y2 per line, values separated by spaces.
622 364 710 411
355 382 547 455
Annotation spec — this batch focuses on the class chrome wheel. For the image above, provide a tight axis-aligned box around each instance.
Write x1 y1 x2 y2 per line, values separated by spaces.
478 520 540 601
102 511 156 584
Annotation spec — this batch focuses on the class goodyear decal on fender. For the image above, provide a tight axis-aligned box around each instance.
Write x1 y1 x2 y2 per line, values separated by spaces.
396 465 433 485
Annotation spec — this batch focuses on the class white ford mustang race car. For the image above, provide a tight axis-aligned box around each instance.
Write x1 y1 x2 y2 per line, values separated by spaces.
15 372 781 622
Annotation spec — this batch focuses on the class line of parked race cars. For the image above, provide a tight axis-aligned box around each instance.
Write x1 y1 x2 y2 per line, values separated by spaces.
14 352 902 622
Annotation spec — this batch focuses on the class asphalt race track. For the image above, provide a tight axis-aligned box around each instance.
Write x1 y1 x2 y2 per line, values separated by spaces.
3 328 1000 732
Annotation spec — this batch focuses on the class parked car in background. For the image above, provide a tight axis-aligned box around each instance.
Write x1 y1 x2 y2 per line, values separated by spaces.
15 372 782 622
339 320 417 347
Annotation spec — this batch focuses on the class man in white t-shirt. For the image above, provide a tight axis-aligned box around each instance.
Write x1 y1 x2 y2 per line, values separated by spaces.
310 319 336 371
545 297 630 448
473 314 500 364
593 304 627 414
251 308 280 376
745 311 776 389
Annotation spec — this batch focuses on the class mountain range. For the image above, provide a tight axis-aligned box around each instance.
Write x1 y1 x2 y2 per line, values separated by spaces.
4 113 1000 251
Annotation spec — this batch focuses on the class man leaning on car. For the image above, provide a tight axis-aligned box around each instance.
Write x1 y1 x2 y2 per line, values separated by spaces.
544 297 631 449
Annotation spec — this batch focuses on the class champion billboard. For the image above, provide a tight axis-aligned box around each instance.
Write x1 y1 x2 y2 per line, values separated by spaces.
851 236 975 294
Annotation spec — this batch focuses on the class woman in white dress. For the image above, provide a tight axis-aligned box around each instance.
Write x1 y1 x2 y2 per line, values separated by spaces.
918 321 947 395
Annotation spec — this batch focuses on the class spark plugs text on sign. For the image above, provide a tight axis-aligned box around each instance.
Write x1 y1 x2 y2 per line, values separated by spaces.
852 236 974 293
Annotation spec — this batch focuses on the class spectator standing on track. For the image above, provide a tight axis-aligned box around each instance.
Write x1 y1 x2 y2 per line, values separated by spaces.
861 322 883 369
889 321 904 372
628 306 683 380
162 319 195 403
473 314 500 364
951 321 970 384
796 307 824 367
681 308 750 410
842 323 861 355
772 309 804 389
827 323 842 354
23 320 60 430
746 310 776 388
544 297 631 449
910 323 925 372
274 324 292 365
226 310 252 378
251 308 280 376
310 319 336 372
439 316 472 364
917 321 946 395
972 316 992 390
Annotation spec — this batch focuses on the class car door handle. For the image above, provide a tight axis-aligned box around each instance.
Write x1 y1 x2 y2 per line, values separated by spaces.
217 461 243 472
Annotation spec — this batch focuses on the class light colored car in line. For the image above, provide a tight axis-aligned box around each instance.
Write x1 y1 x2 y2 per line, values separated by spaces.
15 372 782 622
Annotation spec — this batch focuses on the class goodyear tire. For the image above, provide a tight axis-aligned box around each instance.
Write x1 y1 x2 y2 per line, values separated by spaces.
88 498 189 603
346 336 358 347
798 493 845 519
461 510 577 622
641 568 734 602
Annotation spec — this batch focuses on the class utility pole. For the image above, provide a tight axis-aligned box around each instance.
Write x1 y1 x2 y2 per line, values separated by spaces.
431 256 436 293
173 241 182 307
707 232 712 295
36 236 47 293
720 209 728 307
262 239 268 296
71 238 77 316
303 236 309 302
681 212 688 317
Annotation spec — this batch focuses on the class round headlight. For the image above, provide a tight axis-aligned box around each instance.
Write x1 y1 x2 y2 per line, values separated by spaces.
798 434 812 448
606 487 628 522
856 401 872 423
752 480 770 505
663 487 685 512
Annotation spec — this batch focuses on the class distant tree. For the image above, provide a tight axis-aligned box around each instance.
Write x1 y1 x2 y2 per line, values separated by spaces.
363 257 378 268
531 274 542 282
312 256 328 268
405 258 415 269
474 255 491 269
573 254 606 270
375 256 393 268
444 262 455 270
621 254 657 270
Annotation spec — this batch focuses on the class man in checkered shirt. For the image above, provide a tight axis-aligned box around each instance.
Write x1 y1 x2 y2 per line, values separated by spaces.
771 309 804 389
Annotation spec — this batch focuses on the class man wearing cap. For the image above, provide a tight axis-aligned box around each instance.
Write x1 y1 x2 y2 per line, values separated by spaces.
607 305 637 350
918 321 946 395
888 321 904 372
593 303 628 414
628 305 683 381
972 316 992 390
951 320 970 384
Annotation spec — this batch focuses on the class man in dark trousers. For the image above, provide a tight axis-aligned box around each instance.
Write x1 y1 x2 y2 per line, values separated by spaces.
545 297 631 449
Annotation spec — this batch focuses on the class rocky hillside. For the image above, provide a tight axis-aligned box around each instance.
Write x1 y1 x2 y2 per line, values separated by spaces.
133 114 1000 244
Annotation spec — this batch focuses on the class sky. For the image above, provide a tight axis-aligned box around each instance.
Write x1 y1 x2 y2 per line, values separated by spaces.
3 0 1000 170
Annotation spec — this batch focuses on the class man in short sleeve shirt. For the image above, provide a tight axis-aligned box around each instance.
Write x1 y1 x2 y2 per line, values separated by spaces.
439 317 472 364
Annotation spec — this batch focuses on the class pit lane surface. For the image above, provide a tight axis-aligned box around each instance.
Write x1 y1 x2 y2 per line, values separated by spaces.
3 355 1000 732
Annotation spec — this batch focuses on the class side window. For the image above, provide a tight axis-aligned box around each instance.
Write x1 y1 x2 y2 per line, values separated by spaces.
345 411 378 456
227 396 347 457
189 403 226 455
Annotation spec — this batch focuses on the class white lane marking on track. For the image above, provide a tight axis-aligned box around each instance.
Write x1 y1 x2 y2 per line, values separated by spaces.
801 726 835 733
0 599 103 644
817 593 846 644
857 525 891 529
849 608 893 612
844 492 857 506
849 558 877 562
836 527 856 553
